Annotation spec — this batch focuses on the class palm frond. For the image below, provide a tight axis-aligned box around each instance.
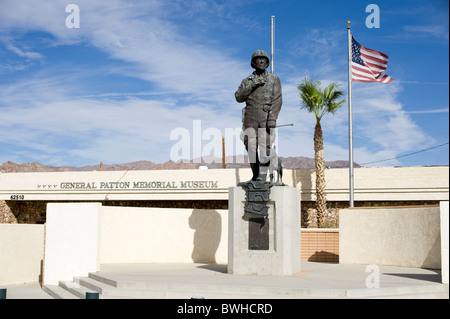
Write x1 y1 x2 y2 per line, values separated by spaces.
297 77 324 120
323 83 345 114
298 78 345 120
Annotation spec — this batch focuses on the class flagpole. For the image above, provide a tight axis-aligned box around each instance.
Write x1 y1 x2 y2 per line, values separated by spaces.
347 21 354 207
271 15 275 74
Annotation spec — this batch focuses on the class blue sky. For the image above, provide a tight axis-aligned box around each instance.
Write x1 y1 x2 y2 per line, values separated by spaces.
0 0 448 167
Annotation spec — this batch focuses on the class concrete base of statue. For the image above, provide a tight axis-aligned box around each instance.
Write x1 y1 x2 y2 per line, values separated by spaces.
227 185 301 276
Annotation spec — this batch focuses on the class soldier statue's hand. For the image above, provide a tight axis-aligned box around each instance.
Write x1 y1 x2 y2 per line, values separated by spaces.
267 120 276 129
248 75 266 88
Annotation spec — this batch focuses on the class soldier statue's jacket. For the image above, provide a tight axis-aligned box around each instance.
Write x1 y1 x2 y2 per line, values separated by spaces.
235 70 282 128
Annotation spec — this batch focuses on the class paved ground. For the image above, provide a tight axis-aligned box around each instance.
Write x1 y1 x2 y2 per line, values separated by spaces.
2 262 448 299
2 282 53 299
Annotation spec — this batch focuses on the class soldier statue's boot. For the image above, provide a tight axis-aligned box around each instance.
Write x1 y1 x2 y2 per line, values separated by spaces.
257 164 269 182
256 174 266 182
250 162 260 181
238 161 260 187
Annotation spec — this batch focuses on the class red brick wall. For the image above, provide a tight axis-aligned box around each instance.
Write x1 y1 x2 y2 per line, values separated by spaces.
301 229 339 262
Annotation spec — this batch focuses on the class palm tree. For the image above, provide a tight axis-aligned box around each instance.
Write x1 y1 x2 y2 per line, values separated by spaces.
297 77 345 227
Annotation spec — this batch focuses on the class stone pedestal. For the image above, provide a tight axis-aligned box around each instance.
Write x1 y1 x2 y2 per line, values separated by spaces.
228 186 301 276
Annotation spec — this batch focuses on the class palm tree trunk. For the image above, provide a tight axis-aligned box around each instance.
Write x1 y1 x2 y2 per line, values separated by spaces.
314 121 327 227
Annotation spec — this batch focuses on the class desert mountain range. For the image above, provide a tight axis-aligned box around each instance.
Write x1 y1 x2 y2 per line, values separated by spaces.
0 156 360 173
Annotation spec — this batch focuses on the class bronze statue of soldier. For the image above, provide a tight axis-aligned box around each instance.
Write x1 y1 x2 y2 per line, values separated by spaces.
235 50 282 183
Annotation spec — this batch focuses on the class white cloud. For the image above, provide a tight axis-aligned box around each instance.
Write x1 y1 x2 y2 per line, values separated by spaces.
406 108 449 114
0 71 246 165
0 0 249 165
0 0 247 99
0 0 444 167
402 25 449 40
6 43 43 60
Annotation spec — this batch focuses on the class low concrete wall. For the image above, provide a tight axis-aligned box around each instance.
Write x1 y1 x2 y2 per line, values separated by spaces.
0 224 44 285
340 206 441 269
43 203 102 286
441 201 449 283
100 206 228 264
4 201 447 285
41 204 227 286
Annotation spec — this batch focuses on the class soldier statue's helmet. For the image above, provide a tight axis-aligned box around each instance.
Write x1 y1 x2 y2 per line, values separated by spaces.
251 50 269 69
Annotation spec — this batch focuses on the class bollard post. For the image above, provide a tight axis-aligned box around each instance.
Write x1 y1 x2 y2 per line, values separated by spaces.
0 287 7 299
85 291 99 299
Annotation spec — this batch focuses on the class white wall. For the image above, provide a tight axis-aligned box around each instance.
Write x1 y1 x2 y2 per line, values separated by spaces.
2 201 448 286
43 203 101 286
41 204 227 286
0 224 44 285
100 206 228 264
340 206 441 269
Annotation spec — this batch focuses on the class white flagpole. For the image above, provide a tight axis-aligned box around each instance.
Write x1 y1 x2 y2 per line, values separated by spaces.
347 21 354 207
271 16 275 74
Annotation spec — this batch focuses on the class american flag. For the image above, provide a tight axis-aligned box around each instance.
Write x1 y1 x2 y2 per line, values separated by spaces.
351 37 392 84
